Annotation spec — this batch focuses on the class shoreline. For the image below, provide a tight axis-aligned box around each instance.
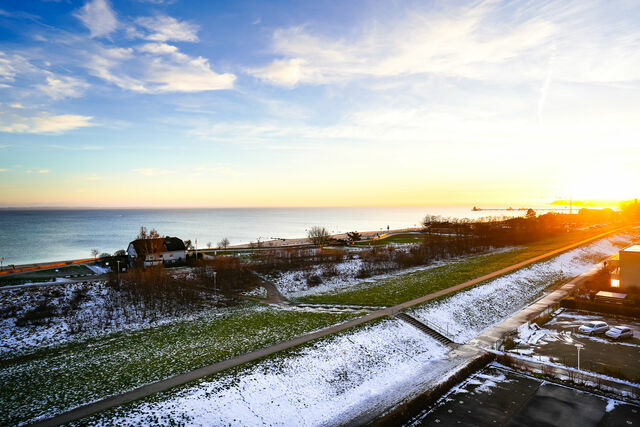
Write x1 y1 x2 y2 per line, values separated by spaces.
222 227 422 249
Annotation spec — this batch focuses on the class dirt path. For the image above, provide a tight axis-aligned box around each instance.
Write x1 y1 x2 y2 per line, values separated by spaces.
28 225 633 427
257 278 289 305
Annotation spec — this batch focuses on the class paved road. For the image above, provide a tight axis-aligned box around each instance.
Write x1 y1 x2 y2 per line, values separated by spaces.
0 275 108 290
29 225 633 427
0 258 98 278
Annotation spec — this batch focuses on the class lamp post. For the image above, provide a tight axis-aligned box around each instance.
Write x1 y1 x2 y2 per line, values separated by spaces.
213 271 217 297
575 343 584 370
117 260 121 284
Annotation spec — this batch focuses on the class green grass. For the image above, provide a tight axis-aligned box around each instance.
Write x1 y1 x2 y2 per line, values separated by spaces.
0 265 95 287
353 233 427 246
294 229 622 307
0 304 357 426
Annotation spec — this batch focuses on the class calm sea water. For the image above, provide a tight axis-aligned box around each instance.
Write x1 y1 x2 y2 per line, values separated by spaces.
0 206 528 266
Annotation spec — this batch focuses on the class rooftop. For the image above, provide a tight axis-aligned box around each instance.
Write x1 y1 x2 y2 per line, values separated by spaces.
622 244 640 253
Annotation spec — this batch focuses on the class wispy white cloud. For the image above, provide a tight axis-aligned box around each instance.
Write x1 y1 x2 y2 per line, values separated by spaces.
137 42 178 54
135 15 199 42
251 1 640 88
133 168 172 176
0 111 94 134
36 74 90 100
0 51 34 84
134 0 177 5
250 4 555 87
48 144 104 150
89 44 235 93
38 169 50 174
74 0 118 38
0 169 7 172
192 166 242 178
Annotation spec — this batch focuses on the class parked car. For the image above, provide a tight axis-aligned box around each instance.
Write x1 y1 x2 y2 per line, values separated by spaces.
578 321 609 336
605 326 634 340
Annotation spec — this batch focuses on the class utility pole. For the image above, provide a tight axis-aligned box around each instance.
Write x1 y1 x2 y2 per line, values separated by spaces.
116 260 121 284
570 197 573 215
575 343 583 370
213 271 217 298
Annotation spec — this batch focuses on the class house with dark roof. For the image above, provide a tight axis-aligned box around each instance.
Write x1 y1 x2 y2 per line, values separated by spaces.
127 236 187 267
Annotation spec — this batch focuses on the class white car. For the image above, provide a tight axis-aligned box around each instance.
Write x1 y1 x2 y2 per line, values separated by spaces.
578 321 609 336
605 326 633 340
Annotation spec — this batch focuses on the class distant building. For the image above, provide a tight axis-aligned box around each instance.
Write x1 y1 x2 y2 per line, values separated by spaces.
609 244 640 291
127 236 187 267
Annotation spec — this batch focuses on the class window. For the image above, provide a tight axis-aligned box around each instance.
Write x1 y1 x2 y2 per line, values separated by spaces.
611 278 620 288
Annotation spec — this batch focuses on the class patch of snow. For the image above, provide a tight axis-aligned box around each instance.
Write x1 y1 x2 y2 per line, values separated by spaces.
473 371 509 393
86 264 110 274
241 287 268 298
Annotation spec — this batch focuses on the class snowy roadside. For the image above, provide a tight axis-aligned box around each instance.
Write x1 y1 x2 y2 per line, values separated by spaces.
410 234 635 344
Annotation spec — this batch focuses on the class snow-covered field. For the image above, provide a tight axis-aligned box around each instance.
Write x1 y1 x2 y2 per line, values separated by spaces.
88 319 450 426
0 281 220 357
270 248 513 298
410 234 635 344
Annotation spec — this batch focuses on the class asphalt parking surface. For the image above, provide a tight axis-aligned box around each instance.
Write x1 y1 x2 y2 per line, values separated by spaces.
407 365 640 426
511 309 640 380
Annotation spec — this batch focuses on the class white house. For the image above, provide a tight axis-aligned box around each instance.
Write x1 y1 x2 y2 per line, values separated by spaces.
127 236 187 267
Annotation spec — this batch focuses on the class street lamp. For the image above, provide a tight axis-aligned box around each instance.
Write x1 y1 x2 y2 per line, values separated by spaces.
575 343 584 370
213 271 217 297
117 260 121 284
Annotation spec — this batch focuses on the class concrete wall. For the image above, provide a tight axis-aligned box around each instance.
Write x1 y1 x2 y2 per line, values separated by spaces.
620 249 640 290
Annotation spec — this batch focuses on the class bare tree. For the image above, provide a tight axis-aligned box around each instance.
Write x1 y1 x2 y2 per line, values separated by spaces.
347 231 362 243
217 237 230 249
206 242 212 249
307 226 330 247
91 249 99 258
137 226 160 240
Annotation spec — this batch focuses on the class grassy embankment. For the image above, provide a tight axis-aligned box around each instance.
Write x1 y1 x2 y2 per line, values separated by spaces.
294 227 630 307
0 304 357 426
353 232 427 246
0 265 95 287
76 318 392 425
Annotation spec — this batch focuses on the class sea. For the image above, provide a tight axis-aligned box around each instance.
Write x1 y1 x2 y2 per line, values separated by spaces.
0 206 543 266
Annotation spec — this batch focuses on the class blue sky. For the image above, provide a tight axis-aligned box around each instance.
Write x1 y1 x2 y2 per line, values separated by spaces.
0 0 639 207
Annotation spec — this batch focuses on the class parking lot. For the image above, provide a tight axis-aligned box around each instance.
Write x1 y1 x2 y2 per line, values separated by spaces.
407 364 639 426
511 309 640 381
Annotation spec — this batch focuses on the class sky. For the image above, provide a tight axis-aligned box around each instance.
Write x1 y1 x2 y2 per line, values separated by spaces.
0 0 639 208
